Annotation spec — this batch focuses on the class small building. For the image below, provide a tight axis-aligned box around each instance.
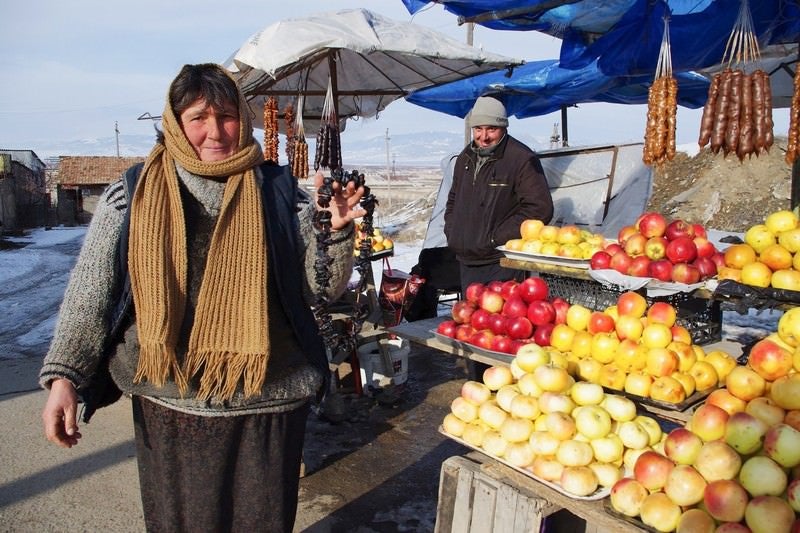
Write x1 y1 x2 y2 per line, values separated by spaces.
0 149 48 234
56 156 144 225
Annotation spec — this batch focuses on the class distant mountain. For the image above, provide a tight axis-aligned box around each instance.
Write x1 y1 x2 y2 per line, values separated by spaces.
28 130 553 167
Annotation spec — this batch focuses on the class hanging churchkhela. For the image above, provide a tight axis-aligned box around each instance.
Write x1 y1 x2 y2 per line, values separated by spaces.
697 0 773 160
786 57 800 165
263 96 279 162
642 17 678 166
312 78 377 354
289 95 309 179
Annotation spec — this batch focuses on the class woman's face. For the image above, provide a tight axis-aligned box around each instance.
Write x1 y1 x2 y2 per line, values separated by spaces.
179 98 240 161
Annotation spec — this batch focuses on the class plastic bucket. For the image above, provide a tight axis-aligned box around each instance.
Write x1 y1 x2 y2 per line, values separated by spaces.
357 337 410 388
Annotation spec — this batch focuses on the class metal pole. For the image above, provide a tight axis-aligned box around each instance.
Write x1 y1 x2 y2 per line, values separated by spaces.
464 23 475 147
560 107 569 147
385 128 392 212
115 121 120 157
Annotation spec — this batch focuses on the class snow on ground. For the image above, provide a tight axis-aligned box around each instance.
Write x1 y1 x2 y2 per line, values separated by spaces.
0 227 782 358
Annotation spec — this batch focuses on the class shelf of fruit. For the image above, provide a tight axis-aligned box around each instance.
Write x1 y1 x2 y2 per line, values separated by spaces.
441 351 675 500
354 223 393 259
602 309 800 533
435 276 737 413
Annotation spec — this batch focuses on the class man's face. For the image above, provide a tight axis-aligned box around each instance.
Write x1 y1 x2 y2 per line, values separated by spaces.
472 126 505 149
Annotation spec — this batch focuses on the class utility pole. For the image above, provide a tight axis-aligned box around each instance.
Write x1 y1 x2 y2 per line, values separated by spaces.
385 128 392 211
115 121 120 157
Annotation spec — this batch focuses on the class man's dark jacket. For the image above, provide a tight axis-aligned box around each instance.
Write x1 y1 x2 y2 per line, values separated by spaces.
444 134 554 266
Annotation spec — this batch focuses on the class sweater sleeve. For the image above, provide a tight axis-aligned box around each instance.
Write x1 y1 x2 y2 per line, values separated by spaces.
39 181 127 389
296 203 355 306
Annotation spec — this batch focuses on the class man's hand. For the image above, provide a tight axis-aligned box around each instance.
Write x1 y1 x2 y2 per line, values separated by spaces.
42 378 82 448
313 171 367 231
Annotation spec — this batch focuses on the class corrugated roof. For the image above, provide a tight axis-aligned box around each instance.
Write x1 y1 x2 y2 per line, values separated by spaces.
58 156 145 186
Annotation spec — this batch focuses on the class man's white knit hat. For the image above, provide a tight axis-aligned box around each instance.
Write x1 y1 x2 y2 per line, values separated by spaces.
467 96 508 128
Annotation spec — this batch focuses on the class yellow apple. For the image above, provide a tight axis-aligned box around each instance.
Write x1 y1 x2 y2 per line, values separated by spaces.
591 332 620 364
566 304 593 331
624 371 653 397
765 209 799 234
649 375 687 404
688 360 719 390
671 371 696 397
745 223 777 253
597 363 627 391
704 350 738 382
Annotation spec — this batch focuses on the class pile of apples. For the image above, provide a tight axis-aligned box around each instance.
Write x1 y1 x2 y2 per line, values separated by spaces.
436 277 569 355
719 209 800 291
605 305 800 532
504 219 608 260
442 348 668 498
590 212 722 284
354 223 393 256
548 291 737 405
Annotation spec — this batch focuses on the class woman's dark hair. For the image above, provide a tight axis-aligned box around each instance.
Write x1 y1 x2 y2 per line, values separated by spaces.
168 63 240 117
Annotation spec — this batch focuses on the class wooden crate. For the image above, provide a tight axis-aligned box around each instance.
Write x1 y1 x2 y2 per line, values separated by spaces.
435 455 556 533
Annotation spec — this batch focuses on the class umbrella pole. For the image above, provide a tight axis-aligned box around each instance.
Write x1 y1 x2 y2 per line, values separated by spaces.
561 106 569 147
328 53 340 122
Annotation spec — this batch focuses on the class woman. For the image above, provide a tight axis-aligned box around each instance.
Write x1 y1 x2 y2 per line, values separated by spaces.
40 63 363 531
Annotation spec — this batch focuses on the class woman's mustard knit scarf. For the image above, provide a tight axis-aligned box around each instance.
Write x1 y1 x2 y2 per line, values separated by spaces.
128 68 268 402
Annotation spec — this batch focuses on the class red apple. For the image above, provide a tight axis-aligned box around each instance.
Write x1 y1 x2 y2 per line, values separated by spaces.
479 290 505 314
487 280 504 293
533 323 554 346
527 299 556 326
590 250 612 270
672 262 701 284
648 259 674 281
470 308 492 330
518 276 549 303
610 251 633 275
452 300 478 324
665 219 696 241
436 319 458 338
645 236 669 260
490 334 514 354
455 324 476 342
664 427 703 465
624 233 648 257
501 295 528 319
464 282 486 305
469 329 495 350
703 479 748 523
693 236 717 259
550 297 569 325
692 256 718 280
692 223 707 239
633 450 675 491
637 212 668 238
487 313 508 335
588 311 616 334
666 237 698 264
618 225 638 244
500 280 520 300
747 338 794 381
605 242 624 256
506 316 534 340
628 255 652 277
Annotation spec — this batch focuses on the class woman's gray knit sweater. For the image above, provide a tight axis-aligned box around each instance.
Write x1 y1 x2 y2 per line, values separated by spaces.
39 165 355 416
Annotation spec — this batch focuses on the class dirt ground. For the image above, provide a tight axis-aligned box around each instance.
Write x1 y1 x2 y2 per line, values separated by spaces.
647 137 795 232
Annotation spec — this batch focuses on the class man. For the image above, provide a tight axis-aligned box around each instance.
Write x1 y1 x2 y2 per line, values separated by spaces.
444 95 554 379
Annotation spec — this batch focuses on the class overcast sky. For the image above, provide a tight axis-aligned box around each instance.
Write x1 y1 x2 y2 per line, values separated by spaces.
0 1 790 154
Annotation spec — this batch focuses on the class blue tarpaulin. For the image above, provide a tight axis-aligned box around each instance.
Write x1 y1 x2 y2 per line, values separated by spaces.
405 59 710 119
402 0 800 76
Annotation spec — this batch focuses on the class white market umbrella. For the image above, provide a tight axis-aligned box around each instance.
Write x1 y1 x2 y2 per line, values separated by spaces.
226 8 523 134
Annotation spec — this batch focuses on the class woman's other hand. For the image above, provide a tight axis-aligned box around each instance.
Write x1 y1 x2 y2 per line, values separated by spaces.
313 171 368 231
42 378 82 448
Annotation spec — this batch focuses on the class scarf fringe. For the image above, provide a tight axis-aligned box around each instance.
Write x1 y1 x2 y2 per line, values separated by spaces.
134 343 188 395
185 350 269 402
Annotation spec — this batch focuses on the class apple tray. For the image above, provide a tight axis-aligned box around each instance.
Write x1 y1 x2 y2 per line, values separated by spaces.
604 384 716 413
430 330 516 364
368 248 394 261
602 499 659 533
497 246 590 270
438 426 611 501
